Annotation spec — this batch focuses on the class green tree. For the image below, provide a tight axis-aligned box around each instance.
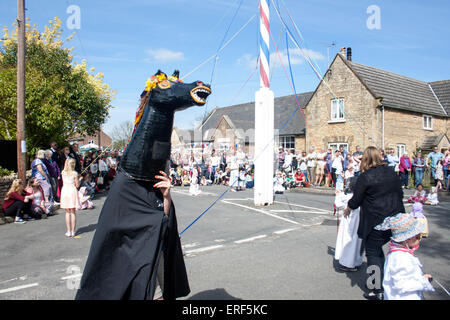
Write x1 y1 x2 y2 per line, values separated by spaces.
0 17 115 157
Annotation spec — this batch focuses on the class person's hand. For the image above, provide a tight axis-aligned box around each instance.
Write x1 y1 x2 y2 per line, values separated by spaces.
424 274 433 282
154 171 172 199
343 207 351 218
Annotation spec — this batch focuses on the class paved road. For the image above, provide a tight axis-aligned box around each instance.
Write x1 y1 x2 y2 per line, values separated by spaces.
0 185 448 300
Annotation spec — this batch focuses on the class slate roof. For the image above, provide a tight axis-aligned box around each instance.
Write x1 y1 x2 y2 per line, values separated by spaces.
421 133 450 150
429 80 450 116
196 92 314 141
342 57 449 117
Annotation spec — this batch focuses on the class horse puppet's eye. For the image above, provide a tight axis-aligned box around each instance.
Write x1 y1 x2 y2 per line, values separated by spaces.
157 80 171 89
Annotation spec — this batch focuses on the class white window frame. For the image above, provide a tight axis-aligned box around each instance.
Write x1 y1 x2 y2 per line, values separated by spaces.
396 144 406 157
279 136 295 150
423 115 433 130
330 98 345 121
328 142 348 152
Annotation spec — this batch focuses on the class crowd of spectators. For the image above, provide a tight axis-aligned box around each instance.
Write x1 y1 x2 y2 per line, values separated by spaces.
169 144 450 196
169 147 254 192
2 141 121 224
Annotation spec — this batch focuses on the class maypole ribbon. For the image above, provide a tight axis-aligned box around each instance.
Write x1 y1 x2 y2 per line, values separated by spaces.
181 14 256 81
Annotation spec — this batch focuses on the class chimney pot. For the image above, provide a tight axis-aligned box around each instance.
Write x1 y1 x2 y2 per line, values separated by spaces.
347 47 352 61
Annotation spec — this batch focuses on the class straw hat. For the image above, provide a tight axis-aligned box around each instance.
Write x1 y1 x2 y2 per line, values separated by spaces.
388 213 425 242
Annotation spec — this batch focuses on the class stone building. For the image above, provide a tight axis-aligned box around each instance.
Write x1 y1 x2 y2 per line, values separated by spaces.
305 49 450 155
173 92 313 156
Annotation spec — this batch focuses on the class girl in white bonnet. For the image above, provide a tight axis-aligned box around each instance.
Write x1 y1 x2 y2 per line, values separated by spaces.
376 213 434 299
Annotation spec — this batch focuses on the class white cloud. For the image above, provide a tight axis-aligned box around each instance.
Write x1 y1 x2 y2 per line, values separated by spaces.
145 48 185 62
237 48 325 69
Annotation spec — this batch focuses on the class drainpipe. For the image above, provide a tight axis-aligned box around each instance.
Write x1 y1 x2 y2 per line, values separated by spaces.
381 105 385 149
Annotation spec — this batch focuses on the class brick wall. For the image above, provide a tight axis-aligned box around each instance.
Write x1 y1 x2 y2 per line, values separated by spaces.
70 130 113 149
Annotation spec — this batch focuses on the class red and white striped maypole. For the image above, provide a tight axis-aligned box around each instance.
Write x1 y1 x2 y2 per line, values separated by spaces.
254 0 274 206
259 0 270 88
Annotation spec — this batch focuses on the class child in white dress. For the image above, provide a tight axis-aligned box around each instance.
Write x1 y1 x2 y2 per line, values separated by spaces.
334 177 363 271
375 213 434 300
425 186 439 205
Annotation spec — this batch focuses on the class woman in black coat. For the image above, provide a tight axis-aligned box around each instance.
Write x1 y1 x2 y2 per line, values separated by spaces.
343 146 405 300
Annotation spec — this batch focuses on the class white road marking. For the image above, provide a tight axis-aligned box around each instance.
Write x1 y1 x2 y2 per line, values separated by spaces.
221 200 300 225
60 274 82 280
171 190 217 196
185 245 224 255
269 210 330 214
273 228 298 235
234 235 267 244
182 242 200 249
272 200 329 212
0 283 39 294
0 275 27 285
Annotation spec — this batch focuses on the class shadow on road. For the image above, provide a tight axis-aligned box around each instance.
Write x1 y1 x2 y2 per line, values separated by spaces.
188 288 242 300
76 223 97 236
327 246 368 296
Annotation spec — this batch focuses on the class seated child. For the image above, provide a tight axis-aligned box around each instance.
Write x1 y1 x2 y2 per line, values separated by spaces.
81 173 96 200
244 173 254 189
77 186 94 210
410 202 428 238
408 184 427 203
285 173 296 189
25 178 51 219
181 171 190 186
425 186 439 205
273 171 285 194
376 213 434 300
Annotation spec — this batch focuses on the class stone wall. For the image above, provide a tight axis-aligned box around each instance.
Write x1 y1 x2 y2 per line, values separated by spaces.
384 108 449 154
305 54 381 152
295 136 306 152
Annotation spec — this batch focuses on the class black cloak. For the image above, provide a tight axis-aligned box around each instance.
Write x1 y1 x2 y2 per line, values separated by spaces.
75 171 190 300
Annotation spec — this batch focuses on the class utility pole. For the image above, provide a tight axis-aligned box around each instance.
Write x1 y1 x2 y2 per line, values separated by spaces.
16 0 26 183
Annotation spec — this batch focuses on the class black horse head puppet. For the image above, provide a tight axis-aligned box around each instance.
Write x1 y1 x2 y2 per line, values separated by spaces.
119 70 211 181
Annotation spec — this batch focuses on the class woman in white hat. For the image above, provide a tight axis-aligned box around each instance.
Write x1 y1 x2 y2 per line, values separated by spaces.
376 213 434 300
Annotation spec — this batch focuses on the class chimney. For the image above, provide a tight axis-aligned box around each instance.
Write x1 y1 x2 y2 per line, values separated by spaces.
347 47 352 61
340 47 346 57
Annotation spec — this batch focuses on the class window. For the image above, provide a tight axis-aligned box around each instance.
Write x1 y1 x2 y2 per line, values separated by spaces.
219 143 230 151
328 142 348 152
396 144 406 157
423 115 433 130
279 136 295 150
331 98 345 121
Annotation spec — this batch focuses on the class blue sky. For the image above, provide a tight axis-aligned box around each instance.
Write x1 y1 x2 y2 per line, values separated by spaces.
1 0 449 137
